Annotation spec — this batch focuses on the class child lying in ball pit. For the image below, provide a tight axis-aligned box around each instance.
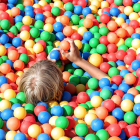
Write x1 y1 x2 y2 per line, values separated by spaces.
19 38 107 105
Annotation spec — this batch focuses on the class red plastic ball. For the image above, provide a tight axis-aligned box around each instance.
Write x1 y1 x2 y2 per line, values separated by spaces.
128 65 135 73
111 75 123 86
27 61 36 68
18 47 27 55
127 49 136 57
100 62 111 73
107 53 117 62
118 121 128 129
7 46 16 53
66 116 75 130
133 77 140 87
34 8 43 15
63 0 73 3
113 90 124 98
68 101 78 111
100 14 110 24
92 19 99 26
36 56 46 62
137 116 140 127
102 99 115 112
129 20 139 30
102 7 110 13
136 68 140 77
106 0 114 4
0 3 7 11
73 0 78 5
124 55 135 65
123 0 133 6
37 40 46 49
20 25 31 32
77 0 87 8
65 129 77 138
107 44 117 53
136 54 140 61
71 33 82 40
102 53 108 62
110 3 119 8
116 50 127 60
36 51 47 58
34 105 47 117
42 5 52 12
7 32 15 39
0 12 10 21
99 36 109 46
77 92 89 104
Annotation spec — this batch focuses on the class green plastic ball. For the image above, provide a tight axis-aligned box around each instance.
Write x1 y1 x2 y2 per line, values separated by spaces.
88 78 99 90
132 71 137 77
79 19 85 27
16 92 26 104
15 22 23 32
69 75 80 85
45 46 53 55
86 89 94 97
40 31 51 41
96 16 101 23
135 86 140 93
47 41 53 46
24 103 35 114
90 48 97 54
114 0 123 5
19 54 29 64
100 89 112 100
1 20 11 30
85 134 99 140
47 107 52 114
55 60 62 68
89 38 99 48
30 28 40 38
85 101 93 110
125 38 133 48
80 43 91 52
0 58 4 65
51 7 60 16
9 98 19 105
49 33 56 42
62 105 73 116
108 67 119 77
108 61 117 67
124 111 136 124
34 20 44 29
118 44 128 51
89 26 99 34
74 69 84 77
94 33 101 39
71 15 80 25
1 56 8 61
79 103 89 111
0 97 2 102
64 2 74 11
64 63 75 74
99 27 109 36
45 0 51 3
9 26 18 35
96 44 107 54
35 38 41 43
16 4 25 11
0 118 3 129
55 116 69 129
75 123 88 136
96 129 109 140
80 76 89 85
133 3 140 13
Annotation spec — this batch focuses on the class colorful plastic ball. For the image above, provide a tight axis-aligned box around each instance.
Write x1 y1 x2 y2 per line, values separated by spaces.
0 100 11 112
63 26 73 37
1 108 13 121
132 39 140 49
128 136 140 140
112 108 124 121
22 16 32 25
60 40 70 51
12 37 22 48
14 132 27 140
34 105 47 117
133 103 140 116
35 13 45 21
100 14 110 23
73 5 82 15
51 7 60 16
0 34 9 45
108 67 119 78
74 106 87 119
124 73 136 85
20 31 30 41
4 89 16 100
0 45 7 56
40 31 51 42
51 127 65 139
0 19 11 30
91 96 103 108
49 50 60 61
53 22 63 32
83 18 93 29
28 124 41 139
96 129 109 140
0 63 11 75
37 133 50 140
100 89 112 100
14 107 26 120
131 60 140 71
6 131 17 140
96 44 107 54
38 111 51 124
77 92 89 103
123 93 134 102
51 105 63 116
0 129 6 140
124 111 136 124
121 99 133 112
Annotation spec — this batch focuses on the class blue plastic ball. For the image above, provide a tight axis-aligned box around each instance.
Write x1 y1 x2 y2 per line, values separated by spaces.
5 60 13 69
11 103 22 111
83 72 92 78
82 52 90 60
25 10 35 18
8 0 17 4
1 109 14 121
103 86 113 94
74 5 83 15
37 133 51 140
20 10 25 17
112 108 124 121
110 7 120 16
81 39 88 44
0 76 8 87
51 105 63 116
49 50 60 61
64 11 73 19
91 118 104 131
118 83 130 93
116 60 125 66
53 22 63 32
38 111 51 124
35 13 45 21
7 4 14 9
131 33 140 39
0 129 6 140
126 19 130 24
99 78 110 89
55 32 65 41
12 37 22 48
37 102 49 109
90 91 100 99
131 60 140 71
133 103 140 115
122 93 134 102
61 91 71 102
118 13 127 20
128 136 140 140
82 7 92 16
83 31 93 41
4 43 12 49
14 133 27 140
111 84 118 90
120 69 130 77
24 5 34 11
119 130 126 140
0 34 9 45
15 15 23 23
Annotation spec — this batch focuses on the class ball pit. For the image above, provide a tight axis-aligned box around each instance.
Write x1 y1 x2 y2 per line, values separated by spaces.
0 0 139 140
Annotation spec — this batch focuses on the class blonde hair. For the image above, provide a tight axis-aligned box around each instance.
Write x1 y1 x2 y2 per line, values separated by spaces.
19 59 64 106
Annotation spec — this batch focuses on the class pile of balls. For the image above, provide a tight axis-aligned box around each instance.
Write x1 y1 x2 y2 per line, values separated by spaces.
0 0 140 140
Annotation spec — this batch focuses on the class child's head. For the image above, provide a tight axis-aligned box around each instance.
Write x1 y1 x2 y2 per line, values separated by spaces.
19 59 64 106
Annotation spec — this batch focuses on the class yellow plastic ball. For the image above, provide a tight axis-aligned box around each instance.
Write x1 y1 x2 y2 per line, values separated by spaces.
78 27 87 36
28 124 41 138
6 131 17 140
59 136 70 140
48 101 58 107
132 39 140 49
6 9 11 17
33 4 41 8
27 48 35 55
121 99 133 112
74 106 87 119
88 110 96 114
74 40 82 50
54 1 63 8
111 16 117 21
68 22 73 26
0 45 6 56
53 40 60 48
0 93 4 99
33 43 44 54
43 23 53 32
116 38 125 47
38 1 48 7
0 100 11 111
20 31 30 41
134 94 140 104
59 101 68 107
51 127 65 140
91 0 101 8
25 40 35 48
56 16 61 22
129 12 139 20
97 9 102 16
124 6 133 16
49 116 58 127
4 89 16 100
137 18 140 25
14 107 27 120
75 120 86 127
88 53 103 67
22 16 32 25
76 84 86 94
115 17 125 26
89 5 98 13
136 48 140 55
15 71 24 77
72 26 79 33
91 96 103 108
101 1 109 8
84 113 97 125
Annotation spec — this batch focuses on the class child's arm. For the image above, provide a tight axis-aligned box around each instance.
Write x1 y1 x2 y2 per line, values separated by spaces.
60 38 108 80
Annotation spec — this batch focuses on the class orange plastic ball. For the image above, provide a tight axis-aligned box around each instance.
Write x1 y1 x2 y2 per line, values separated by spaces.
11 7 20 17
107 21 118 31
63 26 73 37
117 65 127 71
83 18 93 28
8 50 19 61
64 84 76 95
118 6 125 13
121 23 129 29
135 28 140 34
60 52 68 61
13 60 25 71
45 17 55 24
6 72 17 83
127 88 139 97
0 63 11 74
124 73 136 85
63 71 71 83
41 123 53 136
72 137 83 140
7 117 20 131
111 95 122 107
108 136 121 140
99 23 106 28
16 76 22 86
107 32 118 43
43 11 52 18
104 116 117 127
0 84 12 93
86 14 95 20
60 40 70 51
23 0 33 6
60 15 69 25
125 26 135 37
116 28 127 38
95 107 108 120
